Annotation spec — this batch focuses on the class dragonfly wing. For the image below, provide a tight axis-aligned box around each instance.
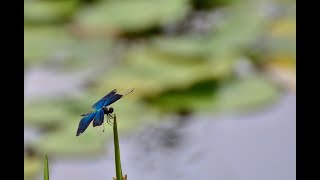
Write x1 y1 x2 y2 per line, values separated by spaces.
103 94 122 107
92 89 117 110
93 109 104 127
76 112 97 136
103 88 134 107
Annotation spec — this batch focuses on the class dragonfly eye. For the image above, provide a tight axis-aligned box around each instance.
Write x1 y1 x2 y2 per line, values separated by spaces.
108 107 114 113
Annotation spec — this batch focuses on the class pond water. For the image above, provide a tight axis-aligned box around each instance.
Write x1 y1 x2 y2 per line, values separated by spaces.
40 94 295 180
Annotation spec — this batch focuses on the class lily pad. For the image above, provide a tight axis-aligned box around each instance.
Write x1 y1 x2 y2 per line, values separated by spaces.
147 75 279 113
24 0 80 24
151 36 210 59
213 76 280 112
64 38 113 68
74 0 190 35
24 102 73 128
24 26 114 70
152 4 266 58
92 46 234 97
24 26 74 67
145 80 220 112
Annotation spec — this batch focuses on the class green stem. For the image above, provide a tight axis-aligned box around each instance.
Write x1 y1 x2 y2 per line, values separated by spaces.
113 114 123 180
44 154 49 180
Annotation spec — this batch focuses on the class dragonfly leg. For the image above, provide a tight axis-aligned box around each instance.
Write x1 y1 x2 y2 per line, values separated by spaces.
109 114 116 126
107 120 113 127
107 115 114 127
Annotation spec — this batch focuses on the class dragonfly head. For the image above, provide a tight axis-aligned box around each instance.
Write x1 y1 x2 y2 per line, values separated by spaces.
108 107 114 114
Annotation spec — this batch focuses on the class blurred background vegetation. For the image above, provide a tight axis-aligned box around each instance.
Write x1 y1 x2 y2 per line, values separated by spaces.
24 0 295 179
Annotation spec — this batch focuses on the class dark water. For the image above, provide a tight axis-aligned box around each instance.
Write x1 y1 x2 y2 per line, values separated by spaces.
44 94 295 180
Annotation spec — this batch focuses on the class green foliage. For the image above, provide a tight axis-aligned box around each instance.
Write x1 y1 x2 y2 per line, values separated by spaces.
24 0 80 24
74 0 190 34
147 76 279 113
93 46 234 98
24 26 73 66
24 26 114 69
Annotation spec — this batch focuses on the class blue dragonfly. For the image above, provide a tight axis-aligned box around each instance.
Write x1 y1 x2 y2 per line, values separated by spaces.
76 89 134 136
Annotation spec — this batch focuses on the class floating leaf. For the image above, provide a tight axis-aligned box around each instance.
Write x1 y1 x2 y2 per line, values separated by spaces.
74 0 190 35
147 76 279 113
213 76 280 112
24 26 115 70
63 38 114 69
151 36 210 58
146 80 220 112
93 46 234 98
24 102 73 127
152 4 266 58
24 26 74 66
24 0 80 24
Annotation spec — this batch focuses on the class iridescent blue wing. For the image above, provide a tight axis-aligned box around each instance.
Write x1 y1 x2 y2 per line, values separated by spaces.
92 89 117 110
103 94 122 107
76 112 97 136
103 88 134 107
92 109 104 127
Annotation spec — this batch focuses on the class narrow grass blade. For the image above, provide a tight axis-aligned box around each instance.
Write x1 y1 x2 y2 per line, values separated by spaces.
113 114 124 180
44 154 49 180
